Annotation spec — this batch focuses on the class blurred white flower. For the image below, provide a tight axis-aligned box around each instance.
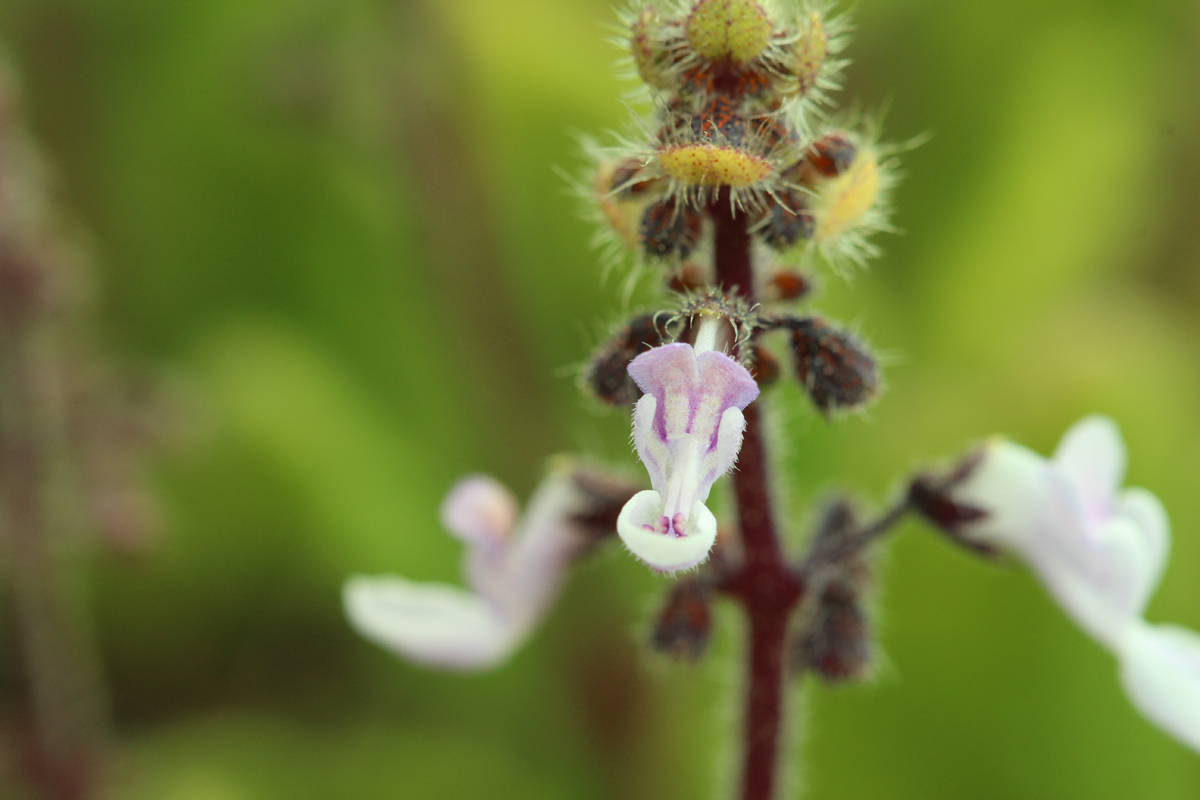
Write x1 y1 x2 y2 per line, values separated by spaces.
345 469 600 671
617 337 759 573
949 415 1200 752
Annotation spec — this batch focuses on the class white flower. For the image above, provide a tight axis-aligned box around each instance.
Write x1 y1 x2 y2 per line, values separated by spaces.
617 335 759 573
949 415 1200 752
344 470 592 671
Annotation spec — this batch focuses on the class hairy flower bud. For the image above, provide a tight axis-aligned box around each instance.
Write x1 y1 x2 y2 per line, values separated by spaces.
640 198 703 259
747 343 780 387
810 141 881 244
657 137 774 191
593 159 651 251
806 132 857 178
787 316 878 413
583 313 665 406
678 291 756 352
631 5 684 91
792 11 827 98
758 189 814 250
795 575 871 681
609 158 664 198
794 498 873 680
651 578 713 661
760 127 895 267
762 269 812 302
667 262 708 293
685 0 773 64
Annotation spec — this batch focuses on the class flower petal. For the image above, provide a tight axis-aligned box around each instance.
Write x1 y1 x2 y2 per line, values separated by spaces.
617 489 718 573
705 406 747 491
627 343 698 399
1115 487 1170 617
1119 621 1200 753
951 439 1127 646
953 433 1174 650
498 472 588 620
1067 487 1171 630
628 343 700 441
1052 416 1126 528
695 351 760 421
632 393 667 494
950 440 1071 551
440 475 518 547
343 575 522 670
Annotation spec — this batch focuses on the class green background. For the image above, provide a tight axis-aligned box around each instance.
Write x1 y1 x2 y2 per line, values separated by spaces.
2 0 1200 797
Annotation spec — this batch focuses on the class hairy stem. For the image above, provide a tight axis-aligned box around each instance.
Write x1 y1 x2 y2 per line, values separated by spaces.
805 496 913 569
710 196 804 800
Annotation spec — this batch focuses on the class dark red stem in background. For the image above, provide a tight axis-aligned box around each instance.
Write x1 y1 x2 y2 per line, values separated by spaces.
0 308 105 800
710 194 804 800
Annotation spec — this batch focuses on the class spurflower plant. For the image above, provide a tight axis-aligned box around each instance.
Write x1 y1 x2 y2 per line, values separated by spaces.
345 1 1199 797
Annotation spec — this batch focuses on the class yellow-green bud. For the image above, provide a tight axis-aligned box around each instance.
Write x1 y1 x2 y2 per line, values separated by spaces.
659 144 773 188
685 0 772 64
812 146 880 243
631 6 679 91
794 11 827 98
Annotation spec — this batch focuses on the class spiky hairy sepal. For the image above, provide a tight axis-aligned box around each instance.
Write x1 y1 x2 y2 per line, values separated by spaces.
765 121 904 274
685 0 774 64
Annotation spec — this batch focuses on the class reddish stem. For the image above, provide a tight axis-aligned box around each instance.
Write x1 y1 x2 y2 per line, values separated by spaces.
710 195 804 800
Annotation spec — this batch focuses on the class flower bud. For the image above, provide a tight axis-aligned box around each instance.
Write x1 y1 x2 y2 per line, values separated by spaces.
808 496 857 554
747 343 780 387
583 313 665 406
806 132 857 178
811 142 881 245
677 291 757 358
631 6 684 91
795 575 871 681
792 11 827 99
685 0 773 65
758 189 814 250
594 159 651 250
762 270 812 302
609 157 664 198
657 132 773 192
667 262 708 293
640 198 703 259
651 578 713 661
787 316 878 414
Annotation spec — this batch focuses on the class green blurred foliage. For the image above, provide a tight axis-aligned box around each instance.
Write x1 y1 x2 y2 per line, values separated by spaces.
1 0 1199 797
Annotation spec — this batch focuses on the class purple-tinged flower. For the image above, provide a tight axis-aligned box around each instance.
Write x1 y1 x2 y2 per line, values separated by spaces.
617 330 759 573
344 469 594 671
947 416 1200 752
